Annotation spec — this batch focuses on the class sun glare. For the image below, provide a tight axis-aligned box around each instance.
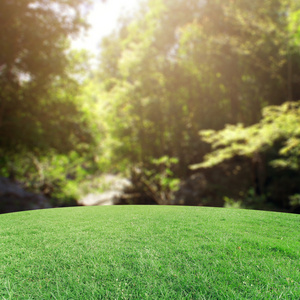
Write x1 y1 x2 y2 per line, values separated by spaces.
73 0 141 53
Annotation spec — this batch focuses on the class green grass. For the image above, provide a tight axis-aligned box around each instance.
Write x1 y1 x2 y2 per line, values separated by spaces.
0 206 299 299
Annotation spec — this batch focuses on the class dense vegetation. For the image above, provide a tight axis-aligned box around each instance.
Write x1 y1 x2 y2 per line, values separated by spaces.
1 0 300 212
0 206 299 299
0 0 101 206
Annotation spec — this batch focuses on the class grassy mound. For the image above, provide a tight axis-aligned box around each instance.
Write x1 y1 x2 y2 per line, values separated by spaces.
0 206 299 299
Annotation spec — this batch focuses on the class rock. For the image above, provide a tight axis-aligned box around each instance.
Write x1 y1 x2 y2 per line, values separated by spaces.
78 174 133 206
0 177 52 214
78 191 122 206
102 174 132 192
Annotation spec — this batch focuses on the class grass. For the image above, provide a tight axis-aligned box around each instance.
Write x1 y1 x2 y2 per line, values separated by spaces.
0 206 299 299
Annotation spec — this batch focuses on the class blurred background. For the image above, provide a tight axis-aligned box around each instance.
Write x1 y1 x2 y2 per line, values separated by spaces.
1 0 300 214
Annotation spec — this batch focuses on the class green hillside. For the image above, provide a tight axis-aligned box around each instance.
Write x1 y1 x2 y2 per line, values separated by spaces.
0 206 299 299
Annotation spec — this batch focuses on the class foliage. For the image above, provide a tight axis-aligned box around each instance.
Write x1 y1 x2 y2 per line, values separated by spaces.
96 0 300 180
130 156 180 205
190 101 300 211
3 0 300 210
0 1 107 208
290 194 300 207
190 101 300 170
0 150 91 206
0 0 95 154
224 188 270 210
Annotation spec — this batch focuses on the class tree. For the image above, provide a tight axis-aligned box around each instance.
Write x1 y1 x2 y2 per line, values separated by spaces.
0 0 96 154
178 0 298 125
191 101 300 170
97 0 300 175
190 101 300 210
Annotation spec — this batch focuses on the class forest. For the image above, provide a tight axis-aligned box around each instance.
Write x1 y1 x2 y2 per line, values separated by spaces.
1 0 300 213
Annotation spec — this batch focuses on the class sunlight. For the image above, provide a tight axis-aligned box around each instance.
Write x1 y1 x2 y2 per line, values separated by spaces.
72 0 141 53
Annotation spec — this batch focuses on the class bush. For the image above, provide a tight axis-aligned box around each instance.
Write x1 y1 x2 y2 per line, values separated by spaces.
129 156 180 205
191 101 300 211
0 150 90 207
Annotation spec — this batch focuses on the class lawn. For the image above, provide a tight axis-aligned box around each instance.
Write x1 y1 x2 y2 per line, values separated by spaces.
0 206 299 299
